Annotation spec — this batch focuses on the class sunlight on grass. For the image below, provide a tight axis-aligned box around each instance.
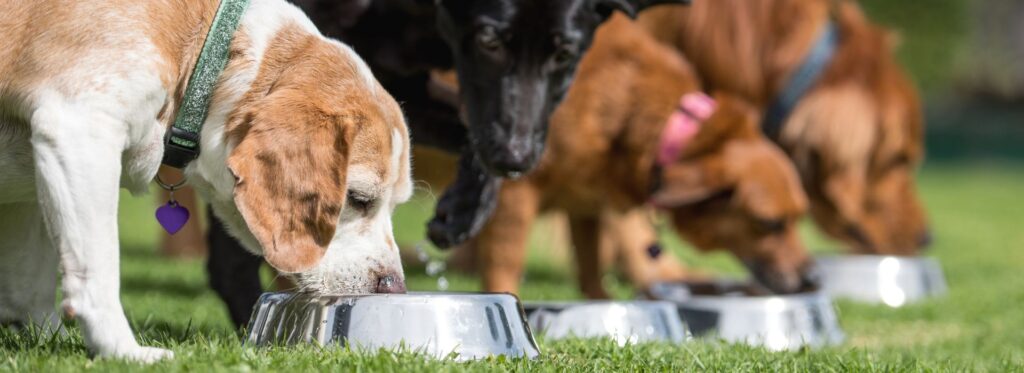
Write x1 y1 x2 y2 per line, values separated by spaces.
3 163 1022 371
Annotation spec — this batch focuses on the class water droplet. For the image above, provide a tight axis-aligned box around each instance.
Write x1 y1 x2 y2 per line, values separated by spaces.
426 260 446 277
437 276 449 291
414 241 430 263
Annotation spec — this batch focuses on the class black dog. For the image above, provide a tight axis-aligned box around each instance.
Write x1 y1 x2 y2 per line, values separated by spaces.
208 0 689 328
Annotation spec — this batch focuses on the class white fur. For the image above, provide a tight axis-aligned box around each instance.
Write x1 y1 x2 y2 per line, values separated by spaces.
0 0 409 363
292 129 412 293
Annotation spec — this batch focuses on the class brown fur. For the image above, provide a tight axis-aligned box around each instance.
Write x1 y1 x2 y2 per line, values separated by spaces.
0 1 216 111
0 1 407 273
596 209 691 292
472 16 811 297
638 0 929 254
224 25 405 273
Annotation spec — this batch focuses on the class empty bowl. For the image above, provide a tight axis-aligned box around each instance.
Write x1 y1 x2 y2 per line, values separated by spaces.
814 255 947 307
647 281 845 351
245 292 540 360
522 301 690 345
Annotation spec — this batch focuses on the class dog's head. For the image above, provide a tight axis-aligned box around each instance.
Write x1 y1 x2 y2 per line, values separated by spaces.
436 0 689 175
651 96 815 294
199 23 413 295
795 75 929 256
784 5 930 256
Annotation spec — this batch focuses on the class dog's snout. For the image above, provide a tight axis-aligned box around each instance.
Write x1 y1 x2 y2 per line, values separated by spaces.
487 142 536 175
375 274 407 294
799 262 822 292
745 259 813 295
845 225 873 251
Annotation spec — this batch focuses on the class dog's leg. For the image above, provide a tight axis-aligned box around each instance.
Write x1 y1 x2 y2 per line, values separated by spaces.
0 202 61 331
602 209 688 292
206 208 265 329
476 181 538 294
428 151 502 248
568 215 611 299
30 107 172 362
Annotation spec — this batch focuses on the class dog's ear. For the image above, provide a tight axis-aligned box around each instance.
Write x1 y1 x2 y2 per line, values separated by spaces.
650 156 732 207
227 106 352 273
591 0 690 19
728 141 809 219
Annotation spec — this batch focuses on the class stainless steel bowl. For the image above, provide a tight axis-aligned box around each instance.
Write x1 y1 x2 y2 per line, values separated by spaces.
647 281 844 351
814 255 947 307
522 301 690 345
245 292 540 360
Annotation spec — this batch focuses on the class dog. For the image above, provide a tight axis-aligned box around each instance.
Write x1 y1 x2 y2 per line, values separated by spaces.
471 15 815 297
289 0 693 248
638 0 930 255
201 0 692 329
0 0 411 361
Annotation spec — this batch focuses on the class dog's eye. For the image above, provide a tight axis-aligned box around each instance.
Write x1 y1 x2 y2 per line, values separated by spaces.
552 46 577 67
476 26 502 52
346 190 375 214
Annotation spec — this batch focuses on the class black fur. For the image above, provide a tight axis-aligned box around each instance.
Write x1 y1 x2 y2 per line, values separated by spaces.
208 0 689 328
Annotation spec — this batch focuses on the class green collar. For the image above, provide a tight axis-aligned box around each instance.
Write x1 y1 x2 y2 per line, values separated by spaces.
163 0 251 169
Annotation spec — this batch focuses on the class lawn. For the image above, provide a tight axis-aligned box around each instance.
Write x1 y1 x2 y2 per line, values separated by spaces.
2 162 1023 372
5 0 1024 370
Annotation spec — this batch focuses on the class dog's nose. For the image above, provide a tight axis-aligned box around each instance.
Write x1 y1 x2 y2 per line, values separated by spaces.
375 274 407 294
845 225 874 251
486 141 536 176
917 230 933 249
799 262 822 292
745 260 807 295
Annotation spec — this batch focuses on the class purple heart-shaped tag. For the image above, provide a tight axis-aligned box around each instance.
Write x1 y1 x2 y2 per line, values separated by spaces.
156 201 190 235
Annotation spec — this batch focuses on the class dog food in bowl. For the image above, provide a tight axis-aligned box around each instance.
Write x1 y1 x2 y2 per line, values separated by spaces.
245 292 540 361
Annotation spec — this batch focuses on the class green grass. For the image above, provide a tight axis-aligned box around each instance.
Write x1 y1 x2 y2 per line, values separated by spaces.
2 163 1023 371
860 0 968 92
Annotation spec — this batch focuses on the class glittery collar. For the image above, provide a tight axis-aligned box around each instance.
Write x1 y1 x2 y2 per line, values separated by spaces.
162 0 251 169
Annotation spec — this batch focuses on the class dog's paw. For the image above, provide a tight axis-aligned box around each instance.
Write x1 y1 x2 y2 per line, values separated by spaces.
106 346 174 363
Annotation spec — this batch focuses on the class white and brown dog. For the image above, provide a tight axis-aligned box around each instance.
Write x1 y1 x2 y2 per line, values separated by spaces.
0 0 411 362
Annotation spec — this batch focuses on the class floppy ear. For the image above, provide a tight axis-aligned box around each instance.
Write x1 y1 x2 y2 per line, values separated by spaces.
227 109 351 273
591 0 691 19
650 156 733 207
728 141 809 217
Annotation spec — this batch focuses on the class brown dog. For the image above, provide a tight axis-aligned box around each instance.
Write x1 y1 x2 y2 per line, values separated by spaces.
638 0 930 255
471 15 813 297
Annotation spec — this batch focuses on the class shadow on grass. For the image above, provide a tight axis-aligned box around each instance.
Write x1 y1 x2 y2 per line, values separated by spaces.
119 275 209 299
130 317 239 346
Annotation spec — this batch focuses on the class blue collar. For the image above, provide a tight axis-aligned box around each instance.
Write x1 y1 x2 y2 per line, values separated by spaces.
761 21 839 140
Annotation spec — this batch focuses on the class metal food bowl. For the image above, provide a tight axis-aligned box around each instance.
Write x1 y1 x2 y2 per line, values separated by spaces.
647 281 844 351
814 255 947 307
245 292 540 360
522 301 690 345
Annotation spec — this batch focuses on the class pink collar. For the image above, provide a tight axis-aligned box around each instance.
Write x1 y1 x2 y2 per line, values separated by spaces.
657 93 716 166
